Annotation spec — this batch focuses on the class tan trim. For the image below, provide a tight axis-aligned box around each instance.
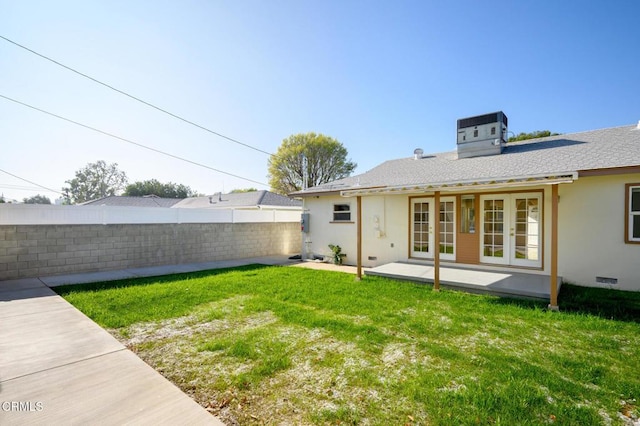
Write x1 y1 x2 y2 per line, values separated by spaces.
579 166 640 177
625 183 640 245
549 184 559 308
434 191 441 290
356 196 362 279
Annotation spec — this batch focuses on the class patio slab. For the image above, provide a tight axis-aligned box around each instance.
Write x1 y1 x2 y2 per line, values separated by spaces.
366 261 560 300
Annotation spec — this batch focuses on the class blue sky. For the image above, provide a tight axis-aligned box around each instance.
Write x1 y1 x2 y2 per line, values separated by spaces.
1 0 639 202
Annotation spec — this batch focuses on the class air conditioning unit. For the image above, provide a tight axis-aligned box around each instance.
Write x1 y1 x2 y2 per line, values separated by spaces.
456 111 508 159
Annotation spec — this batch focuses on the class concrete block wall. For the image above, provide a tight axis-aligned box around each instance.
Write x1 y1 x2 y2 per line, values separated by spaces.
0 223 301 280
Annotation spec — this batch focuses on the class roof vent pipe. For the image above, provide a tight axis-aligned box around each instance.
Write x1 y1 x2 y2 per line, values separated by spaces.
413 148 424 160
637 120 640 130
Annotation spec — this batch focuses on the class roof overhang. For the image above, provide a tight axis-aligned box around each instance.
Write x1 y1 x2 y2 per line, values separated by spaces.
339 172 578 197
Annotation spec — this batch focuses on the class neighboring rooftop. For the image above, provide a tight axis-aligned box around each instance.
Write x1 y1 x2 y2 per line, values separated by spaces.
293 124 640 196
173 190 302 209
82 191 302 210
81 195 182 208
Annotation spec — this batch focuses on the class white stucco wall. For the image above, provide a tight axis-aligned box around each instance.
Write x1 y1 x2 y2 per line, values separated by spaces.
302 195 408 266
558 173 640 291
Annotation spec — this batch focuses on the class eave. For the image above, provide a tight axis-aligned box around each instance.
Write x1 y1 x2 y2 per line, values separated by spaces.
339 172 578 197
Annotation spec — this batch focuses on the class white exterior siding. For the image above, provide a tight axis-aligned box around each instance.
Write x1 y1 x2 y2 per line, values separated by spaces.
558 173 640 291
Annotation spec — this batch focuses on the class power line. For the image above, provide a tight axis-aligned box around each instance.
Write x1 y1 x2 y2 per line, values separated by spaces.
0 168 63 194
0 94 269 187
0 35 273 156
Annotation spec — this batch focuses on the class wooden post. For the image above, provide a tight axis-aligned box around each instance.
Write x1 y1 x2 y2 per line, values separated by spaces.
549 184 559 310
434 191 440 291
356 195 362 280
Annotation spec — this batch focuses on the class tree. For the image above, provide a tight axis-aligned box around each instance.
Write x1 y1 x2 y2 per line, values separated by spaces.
62 160 128 204
124 179 198 198
229 188 258 193
508 130 560 142
23 194 52 204
268 133 357 195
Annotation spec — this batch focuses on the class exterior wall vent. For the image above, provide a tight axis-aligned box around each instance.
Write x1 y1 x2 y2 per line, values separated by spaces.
456 111 508 159
596 276 618 285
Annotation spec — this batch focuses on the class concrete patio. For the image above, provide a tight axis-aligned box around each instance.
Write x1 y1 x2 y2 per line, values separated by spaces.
365 261 560 301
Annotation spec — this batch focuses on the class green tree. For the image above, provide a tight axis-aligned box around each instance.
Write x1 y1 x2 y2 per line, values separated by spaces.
508 130 560 142
229 188 258 193
23 194 52 204
268 132 356 195
62 160 128 204
124 179 198 198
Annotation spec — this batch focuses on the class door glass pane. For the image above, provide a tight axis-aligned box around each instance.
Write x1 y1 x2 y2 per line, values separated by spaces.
514 197 539 261
439 201 455 255
483 198 504 258
413 202 430 253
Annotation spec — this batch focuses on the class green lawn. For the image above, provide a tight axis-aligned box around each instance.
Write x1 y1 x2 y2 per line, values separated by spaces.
55 265 640 425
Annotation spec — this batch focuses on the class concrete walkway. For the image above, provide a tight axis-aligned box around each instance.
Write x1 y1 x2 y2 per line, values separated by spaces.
0 255 300 425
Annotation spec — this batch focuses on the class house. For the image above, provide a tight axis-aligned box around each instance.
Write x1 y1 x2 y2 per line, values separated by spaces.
292 112 640 306
83 191 302 211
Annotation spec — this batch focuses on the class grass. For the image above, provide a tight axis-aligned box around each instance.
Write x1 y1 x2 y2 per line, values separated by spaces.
55 265 640 425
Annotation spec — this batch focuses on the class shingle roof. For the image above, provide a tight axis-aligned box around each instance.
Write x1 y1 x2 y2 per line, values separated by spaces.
294 124 640 195
81 195 182 208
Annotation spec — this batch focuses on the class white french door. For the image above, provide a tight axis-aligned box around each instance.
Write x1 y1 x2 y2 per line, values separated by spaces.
411 198 433 259
411 197 456 261
480 193 542 268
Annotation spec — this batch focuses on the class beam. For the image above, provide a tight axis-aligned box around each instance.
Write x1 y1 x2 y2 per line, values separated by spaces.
434 191 440 291
549 184 559 310
356 195 362 280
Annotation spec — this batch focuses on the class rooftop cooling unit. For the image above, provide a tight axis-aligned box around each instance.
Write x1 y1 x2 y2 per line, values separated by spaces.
456 111 508 159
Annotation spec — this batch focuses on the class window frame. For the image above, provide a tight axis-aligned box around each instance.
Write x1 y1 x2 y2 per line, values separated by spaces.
332 203 352 223
625 183 640 244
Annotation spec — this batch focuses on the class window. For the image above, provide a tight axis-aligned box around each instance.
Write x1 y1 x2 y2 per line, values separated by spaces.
627 184 640 243
333 204 351 222
460 196 475 233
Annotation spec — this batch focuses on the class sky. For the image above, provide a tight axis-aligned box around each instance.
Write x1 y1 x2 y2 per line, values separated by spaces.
1 0 639 203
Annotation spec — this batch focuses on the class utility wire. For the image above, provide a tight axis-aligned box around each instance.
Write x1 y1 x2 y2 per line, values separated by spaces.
0 167 63 194
0 94 269 187
0 35 273 156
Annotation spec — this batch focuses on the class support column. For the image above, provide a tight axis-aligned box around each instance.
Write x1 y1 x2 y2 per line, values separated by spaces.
434 191 441 291
356 195 362 280
549 184 559 310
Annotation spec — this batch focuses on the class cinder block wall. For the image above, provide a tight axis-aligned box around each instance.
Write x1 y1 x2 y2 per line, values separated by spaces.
0 223 301 280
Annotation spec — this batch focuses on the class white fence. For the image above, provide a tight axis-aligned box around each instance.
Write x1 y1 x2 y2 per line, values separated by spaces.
0 204 301 225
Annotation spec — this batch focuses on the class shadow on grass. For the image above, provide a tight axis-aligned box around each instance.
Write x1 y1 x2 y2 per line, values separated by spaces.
53 264 271 295
486 284 640 323
558 284 640 323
